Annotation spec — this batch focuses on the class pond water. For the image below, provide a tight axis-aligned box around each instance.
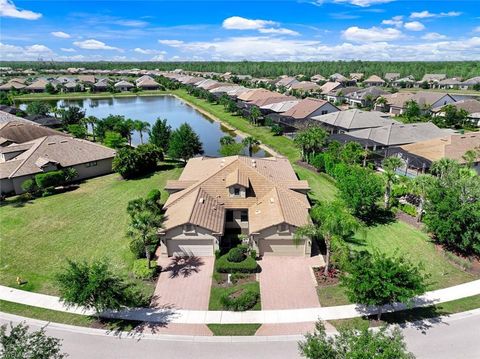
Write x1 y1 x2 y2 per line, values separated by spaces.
25 95 266 158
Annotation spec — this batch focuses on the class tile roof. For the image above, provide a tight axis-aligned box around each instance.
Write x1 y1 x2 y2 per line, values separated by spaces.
364 75 385 83
260 100 300 113
320 81 343 94
311 109 398 130
0 118 67 143
281 98 333 119
432 99 480 114
162 156 310 234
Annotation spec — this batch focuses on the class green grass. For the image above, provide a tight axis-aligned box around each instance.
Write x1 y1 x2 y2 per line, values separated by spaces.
207 324 261 336
209 281 261 311
294 165 337 202
329 295 480 331
317 284 351 307
0 167 182 295
13 90 169 102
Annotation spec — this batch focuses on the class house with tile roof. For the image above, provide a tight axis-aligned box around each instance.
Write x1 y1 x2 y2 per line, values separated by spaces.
378 92 456 115
363 75 386 87
274 98 340 130
159 156 312 257
114 80 134 91
311 109 398 133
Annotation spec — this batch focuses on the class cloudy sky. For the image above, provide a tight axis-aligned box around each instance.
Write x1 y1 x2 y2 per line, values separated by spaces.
1 0 479 61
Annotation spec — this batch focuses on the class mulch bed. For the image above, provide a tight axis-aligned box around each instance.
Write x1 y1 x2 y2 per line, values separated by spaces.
295 160 318 172
433 244 480 275
395 211 423 230
313 267 340 286
213 273 256 287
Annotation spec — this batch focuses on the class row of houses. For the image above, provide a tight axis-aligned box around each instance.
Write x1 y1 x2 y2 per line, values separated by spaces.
0 111 116 196
0 75 161 93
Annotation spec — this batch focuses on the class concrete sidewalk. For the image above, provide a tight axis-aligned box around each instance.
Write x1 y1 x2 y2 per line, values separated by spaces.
1 279 480 324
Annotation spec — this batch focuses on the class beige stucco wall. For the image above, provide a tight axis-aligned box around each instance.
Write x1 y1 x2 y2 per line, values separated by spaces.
252 224 312 256
160 225 220 256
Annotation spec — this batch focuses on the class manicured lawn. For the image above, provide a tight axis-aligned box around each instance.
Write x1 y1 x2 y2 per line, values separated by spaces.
0 167 182 295
317 284 351 307
329 295 480 331
294 165 337 203
209 281 261 311
207 324 261 336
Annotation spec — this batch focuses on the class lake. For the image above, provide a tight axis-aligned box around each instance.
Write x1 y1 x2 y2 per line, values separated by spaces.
27 95 266 158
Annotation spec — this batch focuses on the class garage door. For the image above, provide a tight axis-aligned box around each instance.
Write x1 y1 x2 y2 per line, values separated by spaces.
259 239 305 256
167 239 214 257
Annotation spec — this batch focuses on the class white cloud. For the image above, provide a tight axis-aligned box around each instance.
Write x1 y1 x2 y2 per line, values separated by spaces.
0 0 41 20
113 19 148 27
0 42 54 60
422 32 447 41
151 54 165 61
51 31 71 39
151 35 480 61
333 0 395 7
474 26 480 33
342 26 403 42
134 47 166 55
410 11 462 19
222 16 298 36
158 39 185 46
73 39 121 51
60 48 76 52
222 16 275 30
382 15 403 28
404 21 425 31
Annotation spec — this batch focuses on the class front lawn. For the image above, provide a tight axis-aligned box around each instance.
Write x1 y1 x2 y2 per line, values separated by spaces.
207 324 261 336
0 167 182 295
209 281 261 311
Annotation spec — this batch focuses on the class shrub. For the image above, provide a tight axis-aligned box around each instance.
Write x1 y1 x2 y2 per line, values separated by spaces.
330 237 352 272
215 249 221 259
227 247 246 263
113 145 163 179
129 238 156 259
220 289 259 311
310 153 325 172
146 188 161 202
230 273 249 284
21 178 37 194
41 186 56 197
216 255 258 273
35 170 65 189
132 259 157 280
250 249 257 260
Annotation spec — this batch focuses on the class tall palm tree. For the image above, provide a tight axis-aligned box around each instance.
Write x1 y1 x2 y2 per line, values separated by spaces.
249 106 262 126
134 120 150 144
124 119 135 146
295 201 359 275
382 156 403 209
86 116 98 142
411 174 435 222
242 136 260 157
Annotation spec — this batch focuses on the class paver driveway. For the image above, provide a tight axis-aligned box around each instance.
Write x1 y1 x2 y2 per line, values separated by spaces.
258 256 323 310
152 256 214 310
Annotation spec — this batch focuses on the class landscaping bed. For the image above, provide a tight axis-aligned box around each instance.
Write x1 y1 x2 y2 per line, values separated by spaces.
313 267 340 286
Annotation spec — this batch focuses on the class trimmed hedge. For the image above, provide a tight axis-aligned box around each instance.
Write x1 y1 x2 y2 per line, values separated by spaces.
220 289 259 311
132 259 157 280
216 255 258 273
35 170 65 189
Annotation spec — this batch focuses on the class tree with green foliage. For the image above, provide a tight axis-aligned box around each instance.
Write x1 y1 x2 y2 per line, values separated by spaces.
103 131 126 149
340 141 366 166
67 124 87 139
59 106 85 127
295 201 359 275
424 159 480 255
112 144 163 179
249 106 262 126
0 91 13 106
45 82 58 94
382 156 404 209
168 123 203 163
410 174 435 222
403 100 421 121
134 120 150 144
242 136 260 157
0 322 67 359
336 165 383 219
149 118 171 151
294 127 328 163
220 135 236 146
85 115 98 141
434 104 469 128
219 142 245 156
270 123 283 136
56 259 142 313
25 101 50 116
299 322 414 359
341 251 427 320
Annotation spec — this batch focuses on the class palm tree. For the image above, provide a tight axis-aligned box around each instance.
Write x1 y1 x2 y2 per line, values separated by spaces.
295 201 359 275
242 136 260 157
249 106 262 126
124 119 135 146
86 116 98 142
220 135 235 146
134 120 150 144
411 174 435 222
462 149 478 169
382 156 403 209
430 158 459 181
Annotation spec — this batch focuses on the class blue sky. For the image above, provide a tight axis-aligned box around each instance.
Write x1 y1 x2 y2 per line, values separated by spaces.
1 0 479 61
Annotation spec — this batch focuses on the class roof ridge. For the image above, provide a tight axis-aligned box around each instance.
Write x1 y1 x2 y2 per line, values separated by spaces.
8 136 47 178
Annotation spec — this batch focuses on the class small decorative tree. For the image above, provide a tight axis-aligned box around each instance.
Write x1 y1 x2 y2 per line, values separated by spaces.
382 156 404 209
149 118 172 151
340 251 427 321
168 123 203 163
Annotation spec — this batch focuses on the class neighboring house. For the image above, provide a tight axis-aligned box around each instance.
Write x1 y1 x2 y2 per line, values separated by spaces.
259 100 300 115
237 89 278 103
247 94 296 108
436 78 463 89
135 75 160 90
378 92 456 115
344 87 390 107
274 98 340 129
417 74 446 87
311 74 326 83
384 73 401 82
275 76 299 89
0 80 26 92
0 118 65 143
389 132 480 174
114 80 134 91
0 135 116 195
363 75 386 87
289 81 321 93
160 156 312 257
26 114 62 128
320 81 343 95
0 105 24 116
93 78 109 92
62 81 82 92
77 75 96 85
311 109 398 134
391 76 416 88
431 99 480 126
325 86 360 104
460 76 480 90
334 122 451 154
350 73 364 81
329 73 349 84
25 79 49 93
